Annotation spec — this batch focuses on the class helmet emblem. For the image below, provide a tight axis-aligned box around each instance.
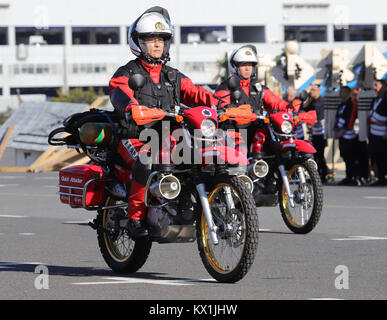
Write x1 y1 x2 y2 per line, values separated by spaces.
245 51 252 56
202 109 212 117
155 22 166 30
282 114 290 120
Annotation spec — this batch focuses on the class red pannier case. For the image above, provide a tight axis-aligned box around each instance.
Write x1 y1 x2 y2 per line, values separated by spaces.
58 165 106 208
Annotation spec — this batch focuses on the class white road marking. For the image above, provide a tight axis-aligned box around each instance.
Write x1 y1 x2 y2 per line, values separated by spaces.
332 236 387 241
326 205 387 210
364 196 387 200
34 176 58 180
0 262 44 269
73 277 216 286
309 298 344 300
19 233 36 236
63 220 92 225
0 215 28 218
0 184 19 187
259 229 272 232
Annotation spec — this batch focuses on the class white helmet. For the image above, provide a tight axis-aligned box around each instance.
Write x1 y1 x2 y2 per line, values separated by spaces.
228 45 259 76
129 7 174 64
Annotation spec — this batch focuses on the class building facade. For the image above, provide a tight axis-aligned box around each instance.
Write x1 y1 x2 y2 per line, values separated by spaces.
0 0 387 110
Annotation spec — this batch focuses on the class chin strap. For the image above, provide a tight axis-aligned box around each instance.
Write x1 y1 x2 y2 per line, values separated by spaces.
142 53 170 65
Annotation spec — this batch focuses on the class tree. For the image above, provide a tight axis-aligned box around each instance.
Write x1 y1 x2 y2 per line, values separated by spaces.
0 107 12 125
50 87 107 105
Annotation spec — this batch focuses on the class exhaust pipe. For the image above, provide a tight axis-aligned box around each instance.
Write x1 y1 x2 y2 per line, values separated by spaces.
150 174 181 200
250 159 269 178
238 175 254 193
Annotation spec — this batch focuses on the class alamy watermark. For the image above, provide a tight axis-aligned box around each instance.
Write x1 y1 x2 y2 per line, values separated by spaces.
126 124 249 167
334 265 349 290
34 265 49 290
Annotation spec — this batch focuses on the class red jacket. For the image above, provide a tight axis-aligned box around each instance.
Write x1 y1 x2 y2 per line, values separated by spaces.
214 78 291 112
109 60 217 114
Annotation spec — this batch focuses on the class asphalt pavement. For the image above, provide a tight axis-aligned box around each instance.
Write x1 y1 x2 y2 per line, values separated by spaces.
0 171 386 300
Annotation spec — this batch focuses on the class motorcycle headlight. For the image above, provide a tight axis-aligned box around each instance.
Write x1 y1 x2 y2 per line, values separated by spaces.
200 119 217 137
281 121 293 134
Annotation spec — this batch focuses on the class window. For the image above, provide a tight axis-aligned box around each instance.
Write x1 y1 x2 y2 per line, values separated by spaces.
334 25 376 42
383 25 387 41
283 3 330 9
71 63 108 74
0 27 7 45
16 27 65 45
183 61 217 73
181 26 227 44
11 64 58 75
10 87 60 96
72 27 120 45
0 88 2 95
0 64 2 74
285 25 327 42
69 86 109 95
233 26 265 43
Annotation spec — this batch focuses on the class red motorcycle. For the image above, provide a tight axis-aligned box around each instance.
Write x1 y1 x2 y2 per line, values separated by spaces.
218 96 322 234
48 75 258 283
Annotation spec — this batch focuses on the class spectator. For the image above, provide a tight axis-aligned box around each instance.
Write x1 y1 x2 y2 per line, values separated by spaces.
284 86 304 140
368 79 387 186
352 87 369 185
333 86 360 185
304 84 329 183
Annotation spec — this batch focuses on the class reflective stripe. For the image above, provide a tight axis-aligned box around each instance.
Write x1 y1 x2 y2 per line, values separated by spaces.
312 119 325 135
370 112 387 137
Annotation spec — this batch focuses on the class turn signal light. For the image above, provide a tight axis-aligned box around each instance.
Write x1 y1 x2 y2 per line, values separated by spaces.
219 114 229 122
264 118 270 124
176 115 184 123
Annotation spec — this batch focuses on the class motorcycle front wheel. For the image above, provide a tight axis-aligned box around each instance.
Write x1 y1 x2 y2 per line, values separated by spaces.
196 176 259 283
279 160 323 234
96 197 152 273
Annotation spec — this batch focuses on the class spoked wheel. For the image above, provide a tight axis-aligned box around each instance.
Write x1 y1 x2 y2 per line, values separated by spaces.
96 197 152 273
197 176 259 283
279 160 323 234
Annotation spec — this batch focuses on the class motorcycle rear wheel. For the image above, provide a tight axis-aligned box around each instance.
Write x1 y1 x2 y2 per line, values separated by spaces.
96 197 152 273
196 176 259 283
279 160 323 234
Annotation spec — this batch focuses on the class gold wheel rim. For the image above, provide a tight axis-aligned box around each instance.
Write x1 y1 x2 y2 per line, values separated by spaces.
103 198 134 263
281 164 313 227
201 183 246 274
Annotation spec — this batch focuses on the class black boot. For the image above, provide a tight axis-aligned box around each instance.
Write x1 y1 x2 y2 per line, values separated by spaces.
127 219 149 238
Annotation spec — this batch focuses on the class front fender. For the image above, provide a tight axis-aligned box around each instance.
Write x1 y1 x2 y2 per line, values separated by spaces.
201 146 249 166
281 139 316 154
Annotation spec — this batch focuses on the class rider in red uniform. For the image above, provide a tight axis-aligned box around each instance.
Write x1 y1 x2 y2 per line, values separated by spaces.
109 7 217 237
214 45 295 150
214 45 293 112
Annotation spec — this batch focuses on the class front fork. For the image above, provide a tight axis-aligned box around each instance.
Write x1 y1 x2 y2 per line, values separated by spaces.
279 163 307 209
196 183 219 245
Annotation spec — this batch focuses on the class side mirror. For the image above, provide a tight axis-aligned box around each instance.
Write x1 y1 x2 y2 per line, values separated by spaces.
128 74 146 91
227 75 240 91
